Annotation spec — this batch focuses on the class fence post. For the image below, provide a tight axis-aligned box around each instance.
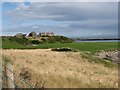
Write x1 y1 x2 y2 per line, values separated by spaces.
5 63 15 88
0 51 2 89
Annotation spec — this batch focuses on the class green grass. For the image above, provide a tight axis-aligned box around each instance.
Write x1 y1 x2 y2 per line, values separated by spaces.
2 38 119 53
1 35 119 53
1 36 119 53
2 37 33 49
35 42 119 53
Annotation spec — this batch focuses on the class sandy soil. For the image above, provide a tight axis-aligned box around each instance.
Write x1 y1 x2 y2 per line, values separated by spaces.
2 49 118 88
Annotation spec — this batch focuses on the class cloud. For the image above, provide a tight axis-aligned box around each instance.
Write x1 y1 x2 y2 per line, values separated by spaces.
15 3 30 10
2 2 118 37
69 19 117 30
94 32 102 36
6 2 117 21
32 25 40 29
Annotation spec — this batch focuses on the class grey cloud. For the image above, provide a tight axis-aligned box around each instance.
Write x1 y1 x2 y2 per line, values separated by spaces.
6 2 117 21
3 23 118 38
2 2 118 38
69 19 118 29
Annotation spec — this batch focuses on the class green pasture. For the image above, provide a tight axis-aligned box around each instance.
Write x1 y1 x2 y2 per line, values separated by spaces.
2 38 119 53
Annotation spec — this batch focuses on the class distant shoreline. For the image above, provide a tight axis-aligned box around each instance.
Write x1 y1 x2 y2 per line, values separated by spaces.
73 38 120 42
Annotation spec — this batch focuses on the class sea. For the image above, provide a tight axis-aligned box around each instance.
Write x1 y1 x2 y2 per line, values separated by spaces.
75 40 120 42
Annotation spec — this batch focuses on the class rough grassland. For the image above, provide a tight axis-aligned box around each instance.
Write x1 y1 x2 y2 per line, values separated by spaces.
2 49 118 88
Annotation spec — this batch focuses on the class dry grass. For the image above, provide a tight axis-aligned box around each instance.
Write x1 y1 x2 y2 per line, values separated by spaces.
2 49 118 88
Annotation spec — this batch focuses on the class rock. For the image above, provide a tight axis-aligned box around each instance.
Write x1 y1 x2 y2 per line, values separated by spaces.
105 54 112 60
95 50 119 64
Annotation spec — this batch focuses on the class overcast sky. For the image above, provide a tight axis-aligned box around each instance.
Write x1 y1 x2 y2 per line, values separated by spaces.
2 2 118 38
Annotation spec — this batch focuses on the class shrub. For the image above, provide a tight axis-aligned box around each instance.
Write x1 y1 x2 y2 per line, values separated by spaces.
8 37 29 45
42 36 73 43
51 47 78 52
31 40 40 44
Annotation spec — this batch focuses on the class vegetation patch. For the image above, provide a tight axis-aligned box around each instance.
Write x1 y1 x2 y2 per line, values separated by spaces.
80 52 118 68
51 47 78 52
2 55 12 64
31 40 41 44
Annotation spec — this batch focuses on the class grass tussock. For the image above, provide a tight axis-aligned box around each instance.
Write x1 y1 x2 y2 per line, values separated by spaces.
2 55 12 64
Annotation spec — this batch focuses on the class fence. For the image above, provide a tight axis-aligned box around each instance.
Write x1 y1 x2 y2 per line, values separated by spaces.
1 62 33 88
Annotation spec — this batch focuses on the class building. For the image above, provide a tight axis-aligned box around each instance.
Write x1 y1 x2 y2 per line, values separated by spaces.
39 32 54 36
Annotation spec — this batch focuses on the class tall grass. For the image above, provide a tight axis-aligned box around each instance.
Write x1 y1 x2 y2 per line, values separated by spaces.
2 55 12 65
2 49 118 88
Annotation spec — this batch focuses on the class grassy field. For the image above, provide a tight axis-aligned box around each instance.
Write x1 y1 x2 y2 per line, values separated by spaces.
2 37 31 49
2 39 119 53
36 42 119 53
2 49 118 88
2 37 119 88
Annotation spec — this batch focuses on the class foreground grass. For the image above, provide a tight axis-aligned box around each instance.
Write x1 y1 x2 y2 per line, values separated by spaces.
2 49 118 88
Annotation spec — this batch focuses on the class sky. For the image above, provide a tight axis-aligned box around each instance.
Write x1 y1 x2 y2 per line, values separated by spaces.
1 2 118 38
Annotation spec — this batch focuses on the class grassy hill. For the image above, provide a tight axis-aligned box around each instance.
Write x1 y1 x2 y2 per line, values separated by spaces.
2 36 30 49
1 35 73 49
